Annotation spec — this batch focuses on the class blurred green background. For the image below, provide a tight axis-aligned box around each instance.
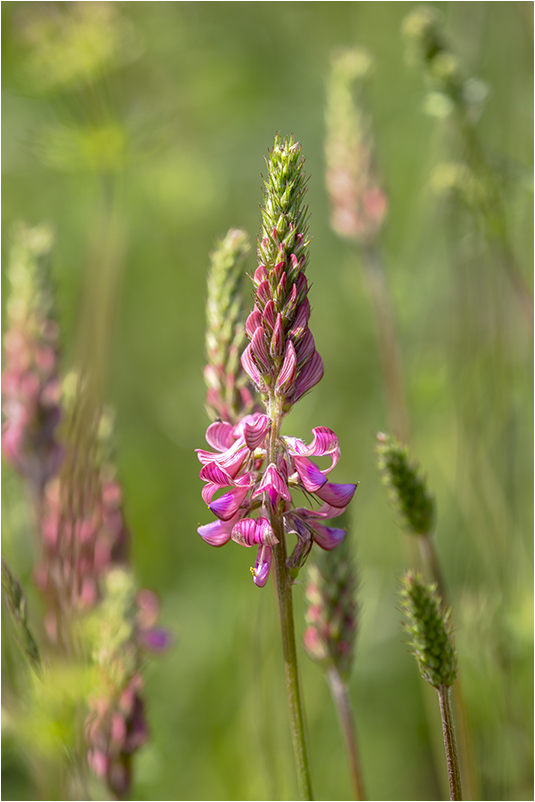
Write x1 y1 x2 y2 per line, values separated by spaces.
2 2 533 800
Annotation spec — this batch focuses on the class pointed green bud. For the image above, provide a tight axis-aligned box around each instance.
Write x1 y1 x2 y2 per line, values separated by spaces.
376 432 434 535
2 558 42 675
399 570 457 688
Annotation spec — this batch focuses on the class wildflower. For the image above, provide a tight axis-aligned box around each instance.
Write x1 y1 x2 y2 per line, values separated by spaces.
197 136 357 585
1 224 63 496
303 525 359 680
325 48 388 244
204 229 258 424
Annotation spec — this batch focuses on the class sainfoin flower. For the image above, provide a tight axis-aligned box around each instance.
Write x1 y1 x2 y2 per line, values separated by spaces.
197 414 356 586
197 135 357 587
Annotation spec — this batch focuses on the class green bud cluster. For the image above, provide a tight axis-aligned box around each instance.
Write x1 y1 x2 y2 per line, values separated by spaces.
258 134 310 270
204 229 256 423
376 432 434 536
399 571 457 688
304 529 359 680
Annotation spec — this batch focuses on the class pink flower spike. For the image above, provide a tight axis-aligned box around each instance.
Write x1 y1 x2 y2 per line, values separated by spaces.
209 486 249 521
243 414 270 450
198 519 233 547
275 341 297 395
252 544 272 587
315 481 358 508
255 463 292 502
312 523 346 550
292 455 328 492
293 351 324 401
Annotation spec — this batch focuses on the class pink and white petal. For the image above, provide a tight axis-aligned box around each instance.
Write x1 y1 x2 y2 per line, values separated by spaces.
205 420 235 451
198 520 233 547
241 344 261 386
315 481 358 508
209 486 250 521
199 461 233 486
312 523 346 550
275 340 297 395
243 414 271 451
201 482 221 505
253 545 272 587
292 351 324 401
292 455 328 492
254 463 292 502
255 516 278 546
231 517 258 547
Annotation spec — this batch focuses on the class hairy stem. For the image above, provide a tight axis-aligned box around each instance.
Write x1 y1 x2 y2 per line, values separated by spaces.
437 684 463 801
327 667 366 800
268 397 313 801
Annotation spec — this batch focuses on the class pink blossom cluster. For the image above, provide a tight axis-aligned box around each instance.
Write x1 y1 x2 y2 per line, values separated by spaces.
2 311 63 496
197 414 356 586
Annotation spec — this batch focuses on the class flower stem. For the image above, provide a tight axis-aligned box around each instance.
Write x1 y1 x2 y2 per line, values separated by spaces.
437 684 463 801
327 666 366 800
268 398 313 801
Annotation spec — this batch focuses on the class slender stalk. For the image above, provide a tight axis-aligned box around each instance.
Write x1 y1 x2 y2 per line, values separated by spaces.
327 667 366 801
437 684 463 801
418 534 478 801
268 398 313 801
361 245 410 444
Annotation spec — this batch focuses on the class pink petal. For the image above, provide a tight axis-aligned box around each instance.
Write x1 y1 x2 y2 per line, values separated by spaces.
246 309 262 338
292 351 324 401
205 421 235 451
241 344 261 386
198 519 233 546
292 455 328 491
312 523 346 550
243 414 270 451
275 340 297 395
199 462 233 486
253 544 272 587
209 486 250 521
315 481 358 508
254 463 292 502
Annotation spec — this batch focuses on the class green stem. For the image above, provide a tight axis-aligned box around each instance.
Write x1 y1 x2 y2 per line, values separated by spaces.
327 667 366 801
437 684 463 801
268 397 313 801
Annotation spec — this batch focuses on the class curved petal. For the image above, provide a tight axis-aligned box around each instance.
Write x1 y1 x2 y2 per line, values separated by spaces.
241 344 261 386
292 455 328 492
252 544 272 587
209 486 250 521
292 351 324 401
199 462 233 486
315 481 358 509
312 523 346 551
205 421 235 451
243 414 270 451
254 463 291 502
198 519 233 547
275 340 297 395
